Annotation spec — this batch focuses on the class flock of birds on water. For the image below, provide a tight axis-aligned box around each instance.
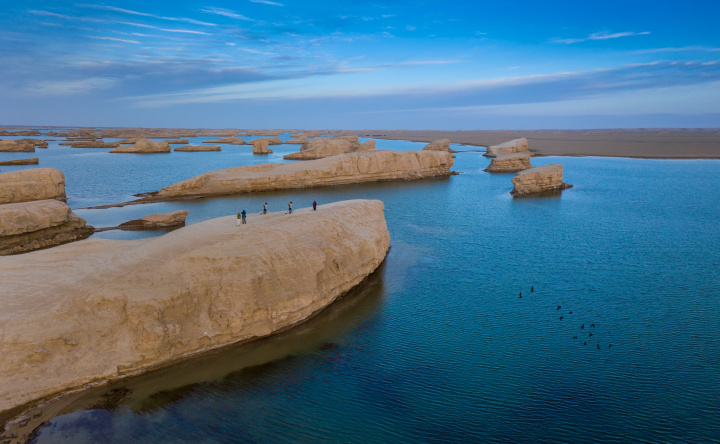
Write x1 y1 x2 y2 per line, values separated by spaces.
519 286 612 350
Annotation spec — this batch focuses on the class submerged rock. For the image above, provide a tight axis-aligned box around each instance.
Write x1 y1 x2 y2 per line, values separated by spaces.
118 210 189 230
0 199 390 413
510 164 573 196
110 138 171 154
485 138 528 158
174 145 221 152
485 152 532 173
154 150 454 200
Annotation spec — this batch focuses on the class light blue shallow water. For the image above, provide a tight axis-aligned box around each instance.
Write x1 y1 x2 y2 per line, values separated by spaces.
2 135 720 443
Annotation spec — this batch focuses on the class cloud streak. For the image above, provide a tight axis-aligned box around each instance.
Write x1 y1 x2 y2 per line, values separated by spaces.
78 4 217 26
250 0 284 6
552 31 650 44
200 7 254 21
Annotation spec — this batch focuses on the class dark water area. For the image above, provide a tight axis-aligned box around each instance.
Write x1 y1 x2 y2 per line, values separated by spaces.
2 134 720 442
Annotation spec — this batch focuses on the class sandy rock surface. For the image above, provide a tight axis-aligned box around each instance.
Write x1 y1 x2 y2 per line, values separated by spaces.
0 169 66 205
510 164 573 196
423 139 453 152
203 136 245 145
0 140 35 152
357 140 375 151
0 158 39 166
118 210 189 230
174 145 221 152
66 142 120 148
284 136 361 160
155 150 454 199
485 152 533 173
164 139 189 144
484 138 529 158
0 199 389 414
251 139 273 155
110 138 171 154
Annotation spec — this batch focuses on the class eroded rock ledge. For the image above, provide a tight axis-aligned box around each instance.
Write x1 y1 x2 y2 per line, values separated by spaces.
153 150 454 200
484 138 528 158
510 164 573 196
485 152 532 173
0 199 390 415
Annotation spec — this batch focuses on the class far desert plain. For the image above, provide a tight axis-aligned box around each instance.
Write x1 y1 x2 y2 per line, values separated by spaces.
1 127 719 443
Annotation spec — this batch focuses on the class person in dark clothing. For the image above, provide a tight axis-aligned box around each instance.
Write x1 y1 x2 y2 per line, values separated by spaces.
312 200 317 211
288 201 293 214
241 210 246 224
263 202 267 214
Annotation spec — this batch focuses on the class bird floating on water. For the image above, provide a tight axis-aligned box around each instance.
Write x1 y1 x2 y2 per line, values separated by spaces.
557 306 561 310
581 324 585 329
531 286 534 292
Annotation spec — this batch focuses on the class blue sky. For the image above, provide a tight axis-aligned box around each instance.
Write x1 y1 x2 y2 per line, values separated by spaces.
1 0 719 129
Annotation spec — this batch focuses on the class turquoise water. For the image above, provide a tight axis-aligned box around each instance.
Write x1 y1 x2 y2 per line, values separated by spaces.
2 135 720 442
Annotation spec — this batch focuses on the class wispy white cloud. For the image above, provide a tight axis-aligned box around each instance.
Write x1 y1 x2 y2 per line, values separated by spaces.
30 77 118 95
29 10 104 23
120 22 210 35
78 4 217 26
631 46 720 55
250 0 284 5
201 7 254 21
405 25 416 31
88 36 140 44
551 30 650 44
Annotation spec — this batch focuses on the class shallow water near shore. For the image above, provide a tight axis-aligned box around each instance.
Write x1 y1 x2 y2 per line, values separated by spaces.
2 135 720 442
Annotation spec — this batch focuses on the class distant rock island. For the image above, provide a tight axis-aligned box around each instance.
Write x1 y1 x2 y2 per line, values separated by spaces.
284 136 364 160
110 138 171 154
0 199 390 414
510 164 573 196
175 145 221 152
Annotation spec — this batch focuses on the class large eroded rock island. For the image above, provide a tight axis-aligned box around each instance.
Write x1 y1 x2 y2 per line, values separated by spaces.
151 150 454 200
510 164 573 196
0 199 390 414
485 152 533 173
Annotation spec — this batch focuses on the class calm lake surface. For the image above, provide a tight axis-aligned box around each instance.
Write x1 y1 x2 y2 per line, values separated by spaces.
2 134 720 443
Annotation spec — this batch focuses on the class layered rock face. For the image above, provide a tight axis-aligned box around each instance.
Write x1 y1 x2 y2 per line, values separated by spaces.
0 158 39 166
155 150 454 199
253 136 281 145
118 210 189 230
510 164 573 196
203 136 245 145
0 199 390 413
0 169 92 255
423 139 454 152
0 140 35 152
283 136 362 160
251 139 273 155
110 138 171 154
175 145 221 152
357 140 375 151
485 138 528 157
485 152 533 173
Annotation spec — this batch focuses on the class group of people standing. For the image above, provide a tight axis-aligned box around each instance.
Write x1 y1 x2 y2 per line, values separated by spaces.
237 200 317 225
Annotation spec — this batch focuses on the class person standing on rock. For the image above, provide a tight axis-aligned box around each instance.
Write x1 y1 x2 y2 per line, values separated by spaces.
241 210 247 224
312 200 317 211
288 201 293 214
263 202 268 214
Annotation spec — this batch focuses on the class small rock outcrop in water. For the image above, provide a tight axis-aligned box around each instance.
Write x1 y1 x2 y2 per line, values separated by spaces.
118 210 190 230
164 139 189 145
0 140 35 152
485 138 528 158
423 139 455 153
251 139 273 155
0 158 39 166
0 199 390 413
110 138 171 154
203 136 245 145
510 164 573 196
17 139 48 149
175 145 221 152
67 142 121 148
0 169 93 255
284 136 362 160
485 152 533 173
153 150 454 200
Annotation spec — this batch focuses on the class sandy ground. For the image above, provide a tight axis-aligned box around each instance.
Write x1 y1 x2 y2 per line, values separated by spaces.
346 129 720 159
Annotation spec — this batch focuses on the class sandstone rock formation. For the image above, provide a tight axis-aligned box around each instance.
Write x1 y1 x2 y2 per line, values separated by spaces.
110 138 171 154
0 199 389 414
203 136 245 145
164 139 189 145
0 140 35 152
151 150 454 200
285 133 311 144
66 142 120 148
423 139 455 152
0 169 92 255
510 164 573 196
0 168 66 204
118 210 189 230
283 136 361 160
485 138 528 158
17 139 48 149
251 139 273 155
174 145 222 152
252 136 282 145
485 152 533 173
0 158 39 165
357 140 376 151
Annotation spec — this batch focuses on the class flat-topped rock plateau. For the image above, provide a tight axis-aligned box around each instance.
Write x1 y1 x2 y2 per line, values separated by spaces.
510 164 573 196
485 138 528 158
175 145 221 152
284 136 362 160
110 138 171 154
0 199 390 415
485 152 533 173
118 210 190 230
0 140 35 152
147 150 453 201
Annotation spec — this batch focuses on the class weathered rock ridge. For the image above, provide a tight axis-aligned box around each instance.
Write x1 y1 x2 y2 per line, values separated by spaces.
153 150 454 200
485 152 533 173
0 168 66 205
0 199 390 414
284 136 363 160
203 136 245 145
110 138 171 154
175 145 221 152
118 211 190 230
423 139 455 153
0 158 39 166
510 164 573 196
485 138 528 158
0 140 34 152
